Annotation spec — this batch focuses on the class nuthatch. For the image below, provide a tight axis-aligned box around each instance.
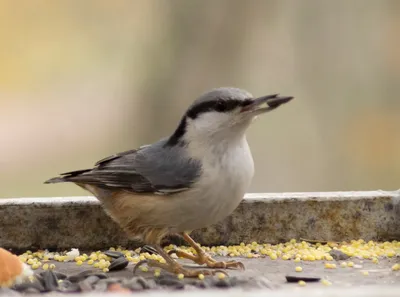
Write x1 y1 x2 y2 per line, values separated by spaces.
46 87 293 277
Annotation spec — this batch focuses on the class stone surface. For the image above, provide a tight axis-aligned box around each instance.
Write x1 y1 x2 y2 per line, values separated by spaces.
1 191 399 250
9 256 400 296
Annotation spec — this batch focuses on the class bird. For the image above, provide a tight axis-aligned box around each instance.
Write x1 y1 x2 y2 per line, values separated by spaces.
45 87 293 277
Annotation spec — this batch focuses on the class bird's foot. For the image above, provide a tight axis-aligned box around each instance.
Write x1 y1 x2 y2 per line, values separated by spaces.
133 259 227 278
168 249 245 270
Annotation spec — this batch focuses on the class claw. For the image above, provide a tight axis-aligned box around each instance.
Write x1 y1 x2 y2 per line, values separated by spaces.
167 249 178 256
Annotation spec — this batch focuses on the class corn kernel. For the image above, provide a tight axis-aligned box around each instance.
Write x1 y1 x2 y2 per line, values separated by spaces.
198 274 205 280
216 272 226 279
42 263 49 270
392 264 400 271
294 257 301 263
139 266 148 272
76 260 83 266
177 273 184 280
325 255 334 261
340 262 347 268
298 280 306 286
102 268 109 273
307 255 316 261
87 259 94 265
321 279 332 286
295 266 303 272
270 253 277 260
31 263 40 270
154 271 161 277
362 271 369 276
347 261 354 267
325 263 336 269
372 258 379 264
49 264 56 270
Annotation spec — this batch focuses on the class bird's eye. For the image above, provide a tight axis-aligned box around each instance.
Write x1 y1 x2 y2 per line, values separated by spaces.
215 100 228 112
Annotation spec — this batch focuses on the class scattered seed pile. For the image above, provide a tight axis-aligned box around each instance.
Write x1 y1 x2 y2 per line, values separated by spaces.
18 239 400 273
1 239 398 294
3 269 275 295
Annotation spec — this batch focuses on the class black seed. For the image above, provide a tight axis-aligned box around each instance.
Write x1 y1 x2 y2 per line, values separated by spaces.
88 273 109 280
57 280 81 293
96 278 122 285
155 275 185 289
39 271 67 280
13 281 45 293
286 275 321 283
67 270 96 283
141 245 158 255
213 279 232 288
93 281 108 292
42 270 59 291
136 276 156 289
109 257 129 271
78 275 100 292
122 276 150 291
329 249 350 260
104 250 125 258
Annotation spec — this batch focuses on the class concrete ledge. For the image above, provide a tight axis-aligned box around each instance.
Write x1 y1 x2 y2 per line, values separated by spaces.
1 191 399 250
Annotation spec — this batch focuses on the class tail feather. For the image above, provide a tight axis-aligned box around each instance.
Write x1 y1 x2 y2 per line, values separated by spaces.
44 177 67 184
44 168 92 184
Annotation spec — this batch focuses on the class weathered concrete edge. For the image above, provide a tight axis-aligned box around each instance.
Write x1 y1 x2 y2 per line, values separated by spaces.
3 190 400 205
1 191 399 250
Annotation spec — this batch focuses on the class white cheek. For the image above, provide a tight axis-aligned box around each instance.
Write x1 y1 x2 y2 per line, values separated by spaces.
186 112 230 135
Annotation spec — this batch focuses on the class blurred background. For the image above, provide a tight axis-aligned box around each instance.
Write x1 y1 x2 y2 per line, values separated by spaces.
1 0 399 198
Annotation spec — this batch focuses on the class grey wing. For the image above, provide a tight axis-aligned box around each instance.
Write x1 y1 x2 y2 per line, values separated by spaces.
53 140 202 195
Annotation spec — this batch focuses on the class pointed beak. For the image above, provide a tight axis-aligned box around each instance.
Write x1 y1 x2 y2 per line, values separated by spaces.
240 94 294 115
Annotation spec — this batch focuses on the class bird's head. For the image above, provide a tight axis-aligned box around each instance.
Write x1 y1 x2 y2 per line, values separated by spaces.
167 87 293 146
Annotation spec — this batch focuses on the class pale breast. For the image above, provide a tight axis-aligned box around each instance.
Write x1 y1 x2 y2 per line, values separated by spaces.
172 137 254 231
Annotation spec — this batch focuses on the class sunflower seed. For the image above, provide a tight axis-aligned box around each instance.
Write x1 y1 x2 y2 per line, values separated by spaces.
329 249 350 260
57 280 80 293
68 270 96 283
12 281 45 293
93 281 108 292
109 257 129 271
141 245 158 255
39 271 67 280
104 250 125 258
79 275 100 292
42 270 59 291
213 278 232 288
286 275 321 283
155 275 185 289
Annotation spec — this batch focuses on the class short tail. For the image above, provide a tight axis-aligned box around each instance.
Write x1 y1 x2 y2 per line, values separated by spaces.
44 177 67 184
44 169 92 184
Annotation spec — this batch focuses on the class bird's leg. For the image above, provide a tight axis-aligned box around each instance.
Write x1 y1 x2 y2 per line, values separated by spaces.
168 232 245 270
133 245 227 277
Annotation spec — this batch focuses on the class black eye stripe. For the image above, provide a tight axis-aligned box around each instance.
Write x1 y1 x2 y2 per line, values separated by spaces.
187 99 250 119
